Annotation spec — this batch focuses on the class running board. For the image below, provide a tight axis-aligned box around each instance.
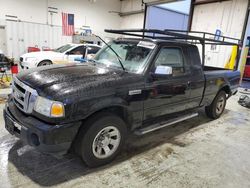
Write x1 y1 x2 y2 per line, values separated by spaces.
134 113 199 135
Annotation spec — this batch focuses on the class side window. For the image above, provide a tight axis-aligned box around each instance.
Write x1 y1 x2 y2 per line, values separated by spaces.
69 46 86 55
88 46 100 54
154 47 185 76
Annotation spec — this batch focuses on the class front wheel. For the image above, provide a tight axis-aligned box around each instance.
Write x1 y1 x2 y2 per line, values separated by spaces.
38 60 52 66
205 90 227 119
78 113 127 167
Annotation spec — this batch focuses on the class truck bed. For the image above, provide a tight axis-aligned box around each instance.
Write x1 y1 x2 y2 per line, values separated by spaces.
203 65 230 71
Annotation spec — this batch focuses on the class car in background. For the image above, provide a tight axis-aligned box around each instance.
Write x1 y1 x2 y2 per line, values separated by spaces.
19 43 101 70
243 56 250 80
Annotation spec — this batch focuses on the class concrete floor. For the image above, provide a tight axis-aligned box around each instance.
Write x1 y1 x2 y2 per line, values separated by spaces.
0 93 250 188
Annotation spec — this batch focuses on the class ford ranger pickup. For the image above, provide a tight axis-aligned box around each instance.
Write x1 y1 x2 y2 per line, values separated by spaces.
4 29 241 167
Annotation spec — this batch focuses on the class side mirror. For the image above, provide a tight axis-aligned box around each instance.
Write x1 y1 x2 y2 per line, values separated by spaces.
151 65 172 79
155 65 172 75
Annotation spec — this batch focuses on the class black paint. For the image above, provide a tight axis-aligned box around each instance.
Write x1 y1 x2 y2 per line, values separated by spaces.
4 39 240 155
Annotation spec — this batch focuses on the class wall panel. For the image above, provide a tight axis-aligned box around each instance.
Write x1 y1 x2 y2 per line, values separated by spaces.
6 21 72 59
191 0 248 68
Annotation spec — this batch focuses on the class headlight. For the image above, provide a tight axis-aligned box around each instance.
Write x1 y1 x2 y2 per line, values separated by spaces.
25 57 38 63
34 96 65 117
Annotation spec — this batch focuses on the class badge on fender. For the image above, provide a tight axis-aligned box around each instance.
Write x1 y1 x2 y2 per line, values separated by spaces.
129 90 142 95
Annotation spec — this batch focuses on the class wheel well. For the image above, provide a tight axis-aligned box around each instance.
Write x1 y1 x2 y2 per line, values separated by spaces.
85 106 132 129
71 106 132 155
220 85 231 95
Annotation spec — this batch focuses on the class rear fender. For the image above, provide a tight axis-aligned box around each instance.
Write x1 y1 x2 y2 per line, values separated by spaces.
202 77 231 106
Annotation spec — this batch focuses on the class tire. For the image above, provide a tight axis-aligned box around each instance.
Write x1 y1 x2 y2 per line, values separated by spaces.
205 90 227 119
38 60 52 66
77 112 127 167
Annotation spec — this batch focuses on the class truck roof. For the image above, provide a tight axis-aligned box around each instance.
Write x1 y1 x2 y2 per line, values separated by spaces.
115 37 197 47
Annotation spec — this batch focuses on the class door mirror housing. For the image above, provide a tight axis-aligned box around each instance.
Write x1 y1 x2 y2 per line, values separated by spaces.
155 65 172 75
152 65 172 77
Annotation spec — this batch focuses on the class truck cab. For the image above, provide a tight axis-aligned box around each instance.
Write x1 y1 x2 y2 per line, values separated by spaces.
4 29 240 167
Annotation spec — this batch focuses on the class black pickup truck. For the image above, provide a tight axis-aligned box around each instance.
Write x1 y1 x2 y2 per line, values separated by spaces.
4 29 240 167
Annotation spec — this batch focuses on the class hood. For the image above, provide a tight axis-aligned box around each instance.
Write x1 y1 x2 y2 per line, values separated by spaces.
21 51 63 59
16 63 141 101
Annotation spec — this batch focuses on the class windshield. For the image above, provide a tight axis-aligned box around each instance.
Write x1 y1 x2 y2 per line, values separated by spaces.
94 40 155 74
54 44 75 53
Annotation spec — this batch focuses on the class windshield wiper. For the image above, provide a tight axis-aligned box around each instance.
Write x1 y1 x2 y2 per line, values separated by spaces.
94 34 126 71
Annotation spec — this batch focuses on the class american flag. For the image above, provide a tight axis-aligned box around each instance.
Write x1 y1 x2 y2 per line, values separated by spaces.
62 12 75 36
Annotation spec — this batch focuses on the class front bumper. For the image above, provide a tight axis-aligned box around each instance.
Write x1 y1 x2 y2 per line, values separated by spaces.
19 61 37 70
4 98 81 156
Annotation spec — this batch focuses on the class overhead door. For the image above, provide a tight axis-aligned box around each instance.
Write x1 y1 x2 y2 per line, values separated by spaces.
143 0 179 6
146 6 189 30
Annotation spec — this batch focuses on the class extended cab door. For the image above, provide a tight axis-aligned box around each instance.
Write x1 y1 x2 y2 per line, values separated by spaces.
185 46 205 109
143 46 191 121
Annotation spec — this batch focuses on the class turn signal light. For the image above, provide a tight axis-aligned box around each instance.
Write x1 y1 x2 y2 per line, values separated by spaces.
51 103 64 117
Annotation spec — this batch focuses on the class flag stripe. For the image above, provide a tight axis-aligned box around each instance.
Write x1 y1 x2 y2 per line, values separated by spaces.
62 12 74 36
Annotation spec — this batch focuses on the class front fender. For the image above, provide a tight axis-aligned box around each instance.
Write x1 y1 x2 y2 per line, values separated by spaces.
72 96 132 121
87 97 129 115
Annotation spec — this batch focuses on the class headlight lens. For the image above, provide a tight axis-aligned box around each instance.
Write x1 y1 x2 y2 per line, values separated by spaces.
34 96 65 117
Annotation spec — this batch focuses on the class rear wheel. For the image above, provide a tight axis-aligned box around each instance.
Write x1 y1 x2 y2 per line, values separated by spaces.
205 90 226 119
77 113 127 167
38 60 52 66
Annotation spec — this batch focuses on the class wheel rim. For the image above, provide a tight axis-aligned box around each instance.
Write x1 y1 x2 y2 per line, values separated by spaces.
216 96 225 115
40 62 50 66
92 126 121 159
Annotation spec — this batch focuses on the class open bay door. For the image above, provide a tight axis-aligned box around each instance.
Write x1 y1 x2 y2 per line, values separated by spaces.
143 0 179 5
119 0 180 30
145 0 190 31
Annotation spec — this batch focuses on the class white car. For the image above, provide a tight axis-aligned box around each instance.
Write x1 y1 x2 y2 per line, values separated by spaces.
20 43 101 69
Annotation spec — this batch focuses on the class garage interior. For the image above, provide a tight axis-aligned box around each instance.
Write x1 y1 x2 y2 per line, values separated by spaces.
0 0 250 187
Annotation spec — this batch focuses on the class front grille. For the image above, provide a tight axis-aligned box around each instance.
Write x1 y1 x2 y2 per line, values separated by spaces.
14 82 25 93
12 76 38 114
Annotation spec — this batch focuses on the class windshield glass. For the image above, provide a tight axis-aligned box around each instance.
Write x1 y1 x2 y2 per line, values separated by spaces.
54 44 75 53
94 40 155 74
